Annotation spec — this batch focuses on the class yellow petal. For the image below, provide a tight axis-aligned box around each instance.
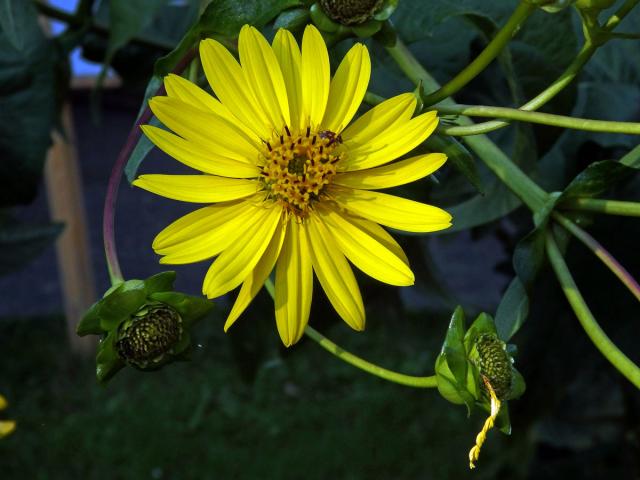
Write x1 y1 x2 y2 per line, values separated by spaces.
203 206 282 299
199 38 272 139
133 174 260 203
337 211 409 266
163 73 257 139
149 96 261 163
0 395 7 410
272 29 303 134
152 199 253 250
157 203 260 264
343 111 439 171
0 420 16 439
341 92 416 146
317 205 414 286
275 217 313 346
329 186 452 233
300 25 330 130
322 43 371 134
224 221 287 331
308 213 365 330
334 153 447 189
239 25 290 131
141 125 260 177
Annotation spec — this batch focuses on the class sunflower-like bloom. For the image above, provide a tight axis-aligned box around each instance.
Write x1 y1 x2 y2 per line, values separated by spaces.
134 24 451 346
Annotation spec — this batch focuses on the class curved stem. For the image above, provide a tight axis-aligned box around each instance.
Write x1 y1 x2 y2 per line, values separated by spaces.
437 104 640 135
553 212 640 303
304 326 438 388
421 1 536 107
545 231 640 389
561 198 640 217
436 0 639 137
262 279 438 388
102 50 196 285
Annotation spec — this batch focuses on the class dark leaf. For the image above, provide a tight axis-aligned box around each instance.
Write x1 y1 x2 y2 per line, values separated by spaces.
96 331 125 384
149 291 214 328
424 134 482 193
144 270 176 295
0 0 32 51
0 1 60 206
495 278 528 342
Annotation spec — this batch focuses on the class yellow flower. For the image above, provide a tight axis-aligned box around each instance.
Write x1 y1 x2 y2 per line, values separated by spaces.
0 394 16 439
134 24 451 346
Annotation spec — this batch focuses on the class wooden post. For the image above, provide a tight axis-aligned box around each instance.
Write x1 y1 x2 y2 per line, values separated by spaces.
45 103 96 355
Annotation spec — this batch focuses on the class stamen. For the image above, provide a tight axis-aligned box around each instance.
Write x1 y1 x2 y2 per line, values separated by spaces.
306 126 310 137
284 125 291 137
266 142 272 152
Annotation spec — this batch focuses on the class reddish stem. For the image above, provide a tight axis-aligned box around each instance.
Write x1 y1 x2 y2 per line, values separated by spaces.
102 49 196 284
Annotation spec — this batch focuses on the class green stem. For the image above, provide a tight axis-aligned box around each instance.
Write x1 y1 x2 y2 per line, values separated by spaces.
437 104 640 135
385 39 548 212
440 0 640 136
304 326 438 388
608 31 640 40
561 198 640 217
553 212 640 303
420 1 536 107
545 231 640 389
262 279 438 388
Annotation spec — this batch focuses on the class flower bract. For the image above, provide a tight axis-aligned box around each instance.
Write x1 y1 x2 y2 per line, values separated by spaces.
134 24 452 346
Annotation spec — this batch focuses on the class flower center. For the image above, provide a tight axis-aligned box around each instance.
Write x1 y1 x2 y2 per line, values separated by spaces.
260 127 342 217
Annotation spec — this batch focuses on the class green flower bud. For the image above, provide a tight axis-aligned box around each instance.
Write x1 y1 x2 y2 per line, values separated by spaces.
116 305 183 369
319 0 384 25
475 334 512 401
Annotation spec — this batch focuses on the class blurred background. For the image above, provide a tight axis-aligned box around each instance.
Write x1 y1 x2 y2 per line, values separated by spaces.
0 0 639 478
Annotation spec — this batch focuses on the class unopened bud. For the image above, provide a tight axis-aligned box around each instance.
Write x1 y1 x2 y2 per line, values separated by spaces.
475 334 512 401
116 305 182 369
319 0 384 25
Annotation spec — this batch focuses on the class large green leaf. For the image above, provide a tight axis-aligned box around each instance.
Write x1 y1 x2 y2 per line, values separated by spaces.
0 219 63 276
0 1 61 206
0 0 30 50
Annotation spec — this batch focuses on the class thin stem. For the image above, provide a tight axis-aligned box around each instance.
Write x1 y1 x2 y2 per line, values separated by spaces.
438 0 639 137
421 1 536 107
553 212 640 303
102 50 196 285
609 31 640 40
545 231 640 389
304 326 439 388
262 279 438 388
385 38 548 212
561 198 640 217
437 104 640 135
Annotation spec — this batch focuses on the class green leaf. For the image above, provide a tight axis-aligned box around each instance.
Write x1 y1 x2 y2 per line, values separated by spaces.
0 1 61 206
274 8 311 31
149 291 213 327
440 307 468 386
198 0 302 37
464 313 497 352
508 368 526 401
424 134 482 193
98 0 167 78
494 278 528 342
124 116 161 183
143 270 176 295
0 220 63 276
77 302 104 336
98 280 147 331
444 180 521 233
96 331 125 384
560 160 638 201
0 0 31 51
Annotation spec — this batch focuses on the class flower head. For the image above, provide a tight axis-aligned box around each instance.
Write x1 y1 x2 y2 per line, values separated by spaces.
134 24 451 346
